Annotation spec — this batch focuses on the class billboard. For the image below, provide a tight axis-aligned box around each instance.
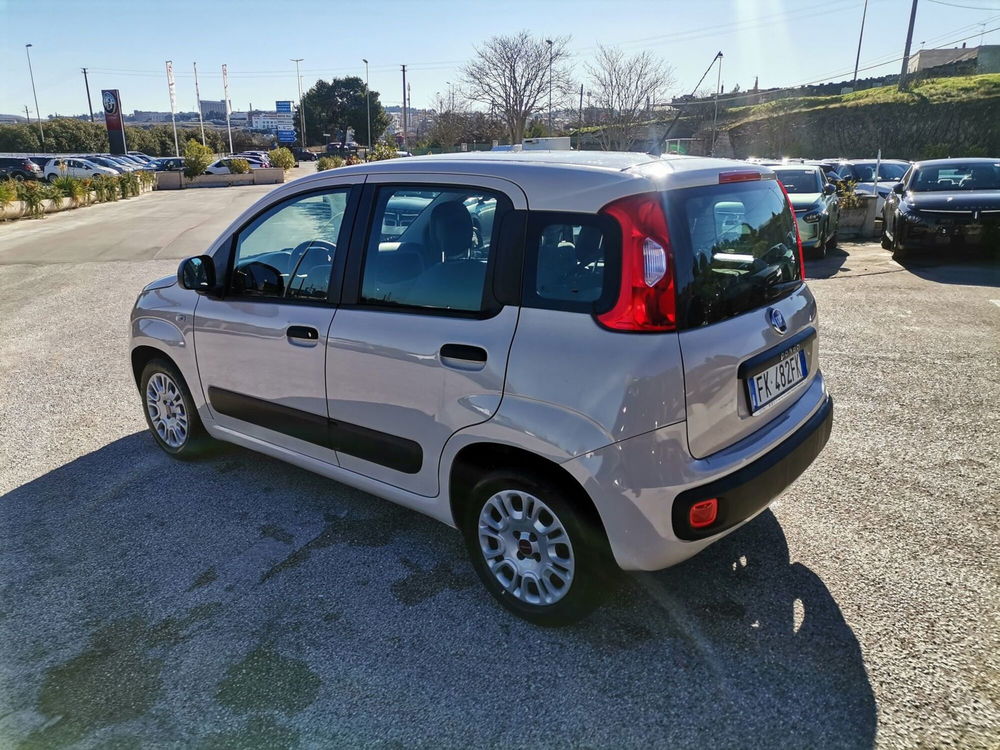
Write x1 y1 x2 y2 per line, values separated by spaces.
276 100 292 113
101 89 127 155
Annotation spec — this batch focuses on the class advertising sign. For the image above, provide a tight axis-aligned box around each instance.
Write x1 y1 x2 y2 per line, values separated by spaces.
276 100 292 113
101 89 127 155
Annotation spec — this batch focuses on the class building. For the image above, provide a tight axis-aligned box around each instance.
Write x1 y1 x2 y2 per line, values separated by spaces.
132 110 173 123
199 99 229 119
906 44 1000 74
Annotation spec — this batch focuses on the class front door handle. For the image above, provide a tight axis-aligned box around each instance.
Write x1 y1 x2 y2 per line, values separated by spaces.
440 343 487 363
287 325 319 341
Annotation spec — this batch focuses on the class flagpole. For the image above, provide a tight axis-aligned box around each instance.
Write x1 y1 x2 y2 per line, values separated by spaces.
222 64 234 155
165 60 180 157
193 62 206 146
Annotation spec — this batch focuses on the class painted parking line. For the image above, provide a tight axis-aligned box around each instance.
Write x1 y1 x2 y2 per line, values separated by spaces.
991 299 1000 308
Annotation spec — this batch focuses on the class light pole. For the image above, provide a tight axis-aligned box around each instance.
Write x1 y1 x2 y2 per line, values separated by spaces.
25 44 44 147
545 39 554 136
292 58 306 149
363 58 371 159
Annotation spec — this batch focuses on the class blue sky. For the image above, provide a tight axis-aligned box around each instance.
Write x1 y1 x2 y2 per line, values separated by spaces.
2 0 998 118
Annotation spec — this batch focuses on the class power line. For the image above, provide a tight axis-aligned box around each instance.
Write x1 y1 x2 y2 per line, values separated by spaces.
926 0 1000 10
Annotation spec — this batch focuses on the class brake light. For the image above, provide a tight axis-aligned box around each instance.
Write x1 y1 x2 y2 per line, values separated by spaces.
777 180 807 278
689 498 718 529
597 193 676 332
719 170 762 183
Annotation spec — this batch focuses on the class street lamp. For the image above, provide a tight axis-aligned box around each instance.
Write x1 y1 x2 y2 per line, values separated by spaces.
291 58 306 149
545 39 553 136
25 44 45 147
363 58 371 160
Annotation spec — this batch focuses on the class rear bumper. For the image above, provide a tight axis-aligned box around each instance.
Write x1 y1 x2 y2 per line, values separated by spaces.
672 395 832 540
564 374 831 571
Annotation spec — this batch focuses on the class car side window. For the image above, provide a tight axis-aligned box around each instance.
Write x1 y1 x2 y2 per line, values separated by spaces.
230 189 350 301
523 213 618 312
359 185 509 313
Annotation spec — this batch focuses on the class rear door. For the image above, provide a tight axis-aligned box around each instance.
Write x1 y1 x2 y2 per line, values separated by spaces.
665 175 820 458
325 174 526 497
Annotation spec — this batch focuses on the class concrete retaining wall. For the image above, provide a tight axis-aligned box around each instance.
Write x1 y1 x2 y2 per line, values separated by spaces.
156 168 286 190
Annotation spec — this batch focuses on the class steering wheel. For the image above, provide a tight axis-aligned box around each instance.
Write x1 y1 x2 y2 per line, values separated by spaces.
287 239 337 279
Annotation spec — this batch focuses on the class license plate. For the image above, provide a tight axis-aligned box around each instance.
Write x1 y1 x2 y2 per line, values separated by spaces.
746 347 808 413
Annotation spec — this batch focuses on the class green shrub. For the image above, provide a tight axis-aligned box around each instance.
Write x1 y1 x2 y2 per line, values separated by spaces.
183 139 215 179
316 156 344 171
16 180 47 217
137 170 156 191
345 154 362 166
836 178 864 210
52 176 87 206
368 140 398 162
267 147 296 171
91 174 119 202
227 158 251 174
0 179 16 213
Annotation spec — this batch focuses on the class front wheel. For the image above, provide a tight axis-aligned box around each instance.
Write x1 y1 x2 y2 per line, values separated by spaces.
461 471 615 626
139 358 212 458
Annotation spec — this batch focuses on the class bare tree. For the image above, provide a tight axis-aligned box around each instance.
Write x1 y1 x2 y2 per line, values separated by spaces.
587 45 675 151
461 31 572 144
428 94 466 151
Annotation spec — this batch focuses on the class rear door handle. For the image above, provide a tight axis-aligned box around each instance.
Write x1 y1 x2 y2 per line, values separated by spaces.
287 325 319 341
440 343 487 363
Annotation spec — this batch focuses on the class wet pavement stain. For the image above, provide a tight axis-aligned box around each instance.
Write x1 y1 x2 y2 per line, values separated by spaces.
197 716 300 750
187 567 218 591
390 558 476 605
259 524 294 545
216 645 321 715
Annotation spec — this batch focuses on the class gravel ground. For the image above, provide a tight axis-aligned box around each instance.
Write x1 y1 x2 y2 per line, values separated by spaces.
0 192 997 750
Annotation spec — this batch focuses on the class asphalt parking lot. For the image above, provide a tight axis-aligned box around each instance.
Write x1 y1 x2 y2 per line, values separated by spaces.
1 177 998 749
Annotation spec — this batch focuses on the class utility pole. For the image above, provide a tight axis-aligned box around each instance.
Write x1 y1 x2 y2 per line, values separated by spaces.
898 0 919 90
710 53 723 156
25 44 45 147
363 58 371 158
193 62 206 146
577 83 584 149
545 39 554 135
853 0 869 83
292 58 306 149
401 64 408 151
81 68 95 122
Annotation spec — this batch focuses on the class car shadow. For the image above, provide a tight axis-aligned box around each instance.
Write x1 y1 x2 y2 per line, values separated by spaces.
0 433 877 749
805 246 850 279
896 253 1000 287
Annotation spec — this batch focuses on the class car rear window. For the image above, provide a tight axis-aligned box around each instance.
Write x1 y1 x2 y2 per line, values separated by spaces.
665 178 803 328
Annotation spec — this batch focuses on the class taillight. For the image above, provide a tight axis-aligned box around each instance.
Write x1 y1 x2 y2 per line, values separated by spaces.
597 193 676 332
777 180 807 278
719 170 762 183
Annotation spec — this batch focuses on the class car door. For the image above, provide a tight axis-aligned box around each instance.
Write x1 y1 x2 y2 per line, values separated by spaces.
325 174 527 496
193 179 361 465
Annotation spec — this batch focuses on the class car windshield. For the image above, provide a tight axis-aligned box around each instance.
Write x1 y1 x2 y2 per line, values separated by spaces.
910 163 1000 192
851 162 907 181
774 169 822 193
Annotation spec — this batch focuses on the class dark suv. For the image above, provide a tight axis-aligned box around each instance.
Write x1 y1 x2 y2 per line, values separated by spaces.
0 157 44 181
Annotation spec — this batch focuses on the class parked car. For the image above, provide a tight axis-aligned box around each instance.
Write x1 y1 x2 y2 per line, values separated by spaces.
44 157 117 181
0 157 44 180
881 157 1000 258
84 155 130 174
773 165 840 258
834 159 909 215
204 158 259 175
236 153 269 168
292 148 318 161
116 155 151 169
128 151 156 162
146 157 185 172
93 154 139 172
130 152 832 625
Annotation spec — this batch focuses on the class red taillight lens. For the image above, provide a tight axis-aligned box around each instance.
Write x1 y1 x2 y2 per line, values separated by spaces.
719 170 763 183
598 193 676 332
777 180 807 279
689 498 718 529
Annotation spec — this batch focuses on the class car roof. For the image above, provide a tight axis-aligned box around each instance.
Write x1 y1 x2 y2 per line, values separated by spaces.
912 157 1000 167
841 158 909 165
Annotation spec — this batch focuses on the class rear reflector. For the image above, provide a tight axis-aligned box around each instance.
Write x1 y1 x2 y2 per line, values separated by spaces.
689 499 718 529
598 193 676 332
719 170 763 184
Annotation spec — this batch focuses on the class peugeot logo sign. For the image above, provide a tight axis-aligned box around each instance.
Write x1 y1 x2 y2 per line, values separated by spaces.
768 308 787 334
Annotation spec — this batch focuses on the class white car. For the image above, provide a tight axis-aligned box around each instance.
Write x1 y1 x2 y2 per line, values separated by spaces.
204 158 259 175
44 157 117 181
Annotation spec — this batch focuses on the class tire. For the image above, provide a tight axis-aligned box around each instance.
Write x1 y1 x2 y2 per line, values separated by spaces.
881 226 893 250
461 470 615 626
891 227 908 260
46 173 57 183
826 223 839 250
139 358 212 459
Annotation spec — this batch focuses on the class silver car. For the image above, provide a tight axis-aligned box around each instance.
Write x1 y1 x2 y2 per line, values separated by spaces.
130 151 833 625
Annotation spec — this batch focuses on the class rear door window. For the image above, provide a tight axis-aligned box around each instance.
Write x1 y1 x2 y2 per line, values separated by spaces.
666 178 802 328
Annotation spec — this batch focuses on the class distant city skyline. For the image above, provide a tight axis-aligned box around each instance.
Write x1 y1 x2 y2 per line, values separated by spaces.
2 0 998 121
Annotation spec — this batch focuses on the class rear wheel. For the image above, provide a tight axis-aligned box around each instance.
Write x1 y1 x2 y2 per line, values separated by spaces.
891 226 909 260
826 221 839 250
461 470 615 626
881 225 893 250
139 358 212 458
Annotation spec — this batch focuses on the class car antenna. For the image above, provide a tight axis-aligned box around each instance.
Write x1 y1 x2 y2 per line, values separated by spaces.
650 51 723 157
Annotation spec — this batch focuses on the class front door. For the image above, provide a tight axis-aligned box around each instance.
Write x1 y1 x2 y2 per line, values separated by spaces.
194 181 358 464
325 175 527 496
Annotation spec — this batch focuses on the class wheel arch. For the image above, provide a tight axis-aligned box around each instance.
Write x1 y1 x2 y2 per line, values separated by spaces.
130 344 175 388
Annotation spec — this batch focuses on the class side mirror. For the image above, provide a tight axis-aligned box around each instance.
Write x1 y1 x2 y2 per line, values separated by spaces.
178 255 216 293
823 183 836 195
892 182 905 195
